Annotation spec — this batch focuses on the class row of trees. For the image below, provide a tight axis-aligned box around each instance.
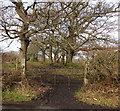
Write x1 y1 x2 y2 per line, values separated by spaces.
0 0 119 87
27 1 118 63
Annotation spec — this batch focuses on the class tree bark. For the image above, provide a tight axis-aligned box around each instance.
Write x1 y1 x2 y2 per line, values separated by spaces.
61 49 65 64
66 50 74 64
66 52 71 64
49 45 53 63
54 52 59 63
32 53 38 62
61 54 65 64
42 50 46 63
84 62 89 86
20 39 29 87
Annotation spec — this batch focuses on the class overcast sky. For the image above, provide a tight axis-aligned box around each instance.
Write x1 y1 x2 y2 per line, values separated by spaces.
0 0 119 52
0 0 119 3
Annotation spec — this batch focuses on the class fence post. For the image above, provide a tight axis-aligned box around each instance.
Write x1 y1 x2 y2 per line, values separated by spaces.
54 70 56 86
16 58 18 71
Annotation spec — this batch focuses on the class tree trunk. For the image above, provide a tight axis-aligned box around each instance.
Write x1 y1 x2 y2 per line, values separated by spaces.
20 39 29 88
61 54 65 64
33 53 38 62
49 45 53 63
54 52 59 63
42 50 46 63
61 49 65 64
66 50 74 64
16 58 18 71
84 62 89 86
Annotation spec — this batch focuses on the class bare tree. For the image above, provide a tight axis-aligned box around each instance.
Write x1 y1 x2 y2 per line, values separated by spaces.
0 1 119 87
49 2 119 63
0 1 53 87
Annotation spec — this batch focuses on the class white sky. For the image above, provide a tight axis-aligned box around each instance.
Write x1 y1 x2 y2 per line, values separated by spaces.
0 0 119 52
0 39 21 52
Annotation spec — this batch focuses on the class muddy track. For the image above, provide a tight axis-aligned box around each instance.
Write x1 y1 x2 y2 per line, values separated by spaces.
2 66 116 110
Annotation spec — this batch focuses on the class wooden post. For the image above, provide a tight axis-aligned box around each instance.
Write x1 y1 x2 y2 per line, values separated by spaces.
84 51 90 86
54 74 56 86
16 58 18 71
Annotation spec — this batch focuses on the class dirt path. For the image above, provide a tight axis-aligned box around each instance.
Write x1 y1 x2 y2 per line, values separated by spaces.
2 66 114 110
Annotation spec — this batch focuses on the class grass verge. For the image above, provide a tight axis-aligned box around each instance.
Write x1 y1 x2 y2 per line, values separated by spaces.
2 87 36 102
75 81 119 108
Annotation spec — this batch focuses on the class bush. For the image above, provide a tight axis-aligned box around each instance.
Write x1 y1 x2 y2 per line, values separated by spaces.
2 71 21 91
75 81 119 108
88 50 118 84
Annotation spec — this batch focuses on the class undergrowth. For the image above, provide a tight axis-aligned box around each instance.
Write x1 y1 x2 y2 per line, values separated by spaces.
3 87 36 102
75 80 119 108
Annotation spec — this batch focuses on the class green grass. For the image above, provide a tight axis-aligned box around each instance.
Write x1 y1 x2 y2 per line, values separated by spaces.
3 63 15 70
56 69 84 79
27 61 84 78
64 63 82 69
27 61 46 67
3 87 36 102
2 63 21 72
0 92 2 100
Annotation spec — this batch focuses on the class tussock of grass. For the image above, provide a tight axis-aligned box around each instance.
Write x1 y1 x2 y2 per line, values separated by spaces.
3 63 21 72
3 87 37 102
3 63 15 71
27 61 45 67
75 81 119 108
